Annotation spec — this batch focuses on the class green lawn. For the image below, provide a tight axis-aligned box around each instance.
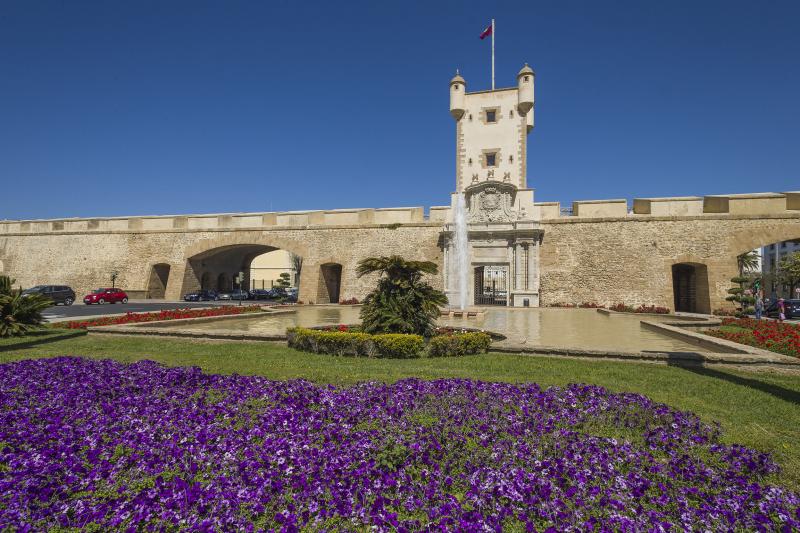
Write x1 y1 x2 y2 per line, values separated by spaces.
3 330 800 489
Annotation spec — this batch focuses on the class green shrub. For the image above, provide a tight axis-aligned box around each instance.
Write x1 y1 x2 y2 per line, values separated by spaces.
0 275 51 337
371 334 424 358
287 328 423 358
428 332 492 357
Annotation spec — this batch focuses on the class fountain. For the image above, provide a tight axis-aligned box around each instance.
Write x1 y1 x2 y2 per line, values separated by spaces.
453 192 469 310
444 192 484 318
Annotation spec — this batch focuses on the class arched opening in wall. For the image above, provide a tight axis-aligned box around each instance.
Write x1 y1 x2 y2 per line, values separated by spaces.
183 243 301 297
147 263 171 299
318 263 342 304
671 263 710 313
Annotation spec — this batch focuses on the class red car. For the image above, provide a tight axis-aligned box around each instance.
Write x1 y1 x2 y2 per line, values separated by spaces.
83 288 129 305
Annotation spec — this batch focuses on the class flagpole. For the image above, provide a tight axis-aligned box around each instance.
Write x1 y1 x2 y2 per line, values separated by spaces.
491 18 495 90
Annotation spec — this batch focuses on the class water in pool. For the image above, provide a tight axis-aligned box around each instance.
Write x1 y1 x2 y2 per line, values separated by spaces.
157 306 705 353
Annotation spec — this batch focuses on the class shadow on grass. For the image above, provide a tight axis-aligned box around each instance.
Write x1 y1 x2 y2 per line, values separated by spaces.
0 329 87 353
672 362 800 407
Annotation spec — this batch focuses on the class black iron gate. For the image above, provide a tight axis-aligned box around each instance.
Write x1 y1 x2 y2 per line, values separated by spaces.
474 265 508 306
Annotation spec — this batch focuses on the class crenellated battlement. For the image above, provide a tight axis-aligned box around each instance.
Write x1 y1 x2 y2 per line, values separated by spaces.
0 207 429 235
2 191 797 235
535 191 800 220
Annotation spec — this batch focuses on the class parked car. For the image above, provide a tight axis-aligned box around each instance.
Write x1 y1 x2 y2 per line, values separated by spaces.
268 287 288 299
83 288 128 305
765 299 800 319
183 290 219 302
21 285 76 306
218 289 250 301
284 288 298 302
249 289 272 300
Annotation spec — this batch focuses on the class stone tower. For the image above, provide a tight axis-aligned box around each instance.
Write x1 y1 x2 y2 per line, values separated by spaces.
442 65 542 308
450 64 535 193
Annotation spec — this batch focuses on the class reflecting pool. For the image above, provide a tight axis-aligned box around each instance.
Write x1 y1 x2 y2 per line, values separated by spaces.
154 306 707 353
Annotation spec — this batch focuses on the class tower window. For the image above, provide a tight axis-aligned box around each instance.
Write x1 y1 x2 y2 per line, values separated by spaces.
486 110 496 123
524 76 529 82
509 155 513 163
509 110 514 118
486 153 497 167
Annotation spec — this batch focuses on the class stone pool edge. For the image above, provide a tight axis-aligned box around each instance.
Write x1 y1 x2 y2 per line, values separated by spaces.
85 311 800 369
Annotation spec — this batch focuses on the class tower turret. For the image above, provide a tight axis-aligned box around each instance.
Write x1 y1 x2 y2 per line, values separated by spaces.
516 64 535 117
449 71 466 120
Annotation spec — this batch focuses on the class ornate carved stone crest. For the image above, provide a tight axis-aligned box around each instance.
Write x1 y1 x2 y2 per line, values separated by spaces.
465 181 520 223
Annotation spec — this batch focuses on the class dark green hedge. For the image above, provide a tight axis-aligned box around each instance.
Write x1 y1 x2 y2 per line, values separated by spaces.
287 328 424 358
286 328 492 358
428 332 492 357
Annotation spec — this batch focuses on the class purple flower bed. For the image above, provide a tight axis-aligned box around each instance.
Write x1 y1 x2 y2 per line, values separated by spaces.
1 357 798 531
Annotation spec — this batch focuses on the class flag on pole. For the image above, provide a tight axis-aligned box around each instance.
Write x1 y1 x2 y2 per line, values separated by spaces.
479 23 493 40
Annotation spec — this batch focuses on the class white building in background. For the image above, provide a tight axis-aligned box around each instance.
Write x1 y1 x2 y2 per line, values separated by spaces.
249 249 296 289
761 239 800 298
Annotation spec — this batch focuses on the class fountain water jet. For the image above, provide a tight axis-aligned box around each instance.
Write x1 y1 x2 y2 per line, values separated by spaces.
453 192 469 310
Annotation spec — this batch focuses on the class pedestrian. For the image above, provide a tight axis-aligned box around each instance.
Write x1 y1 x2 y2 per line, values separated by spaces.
778 298 786 322
755 293 764 320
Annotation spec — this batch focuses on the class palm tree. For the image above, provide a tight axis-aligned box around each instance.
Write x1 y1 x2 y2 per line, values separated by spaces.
737 250 760 276
0 275 51 337
356 255 447 337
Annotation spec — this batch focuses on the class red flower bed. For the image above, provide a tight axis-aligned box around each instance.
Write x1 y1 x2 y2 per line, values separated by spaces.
54 305 264 330
707 318 800 358
609 303 670 314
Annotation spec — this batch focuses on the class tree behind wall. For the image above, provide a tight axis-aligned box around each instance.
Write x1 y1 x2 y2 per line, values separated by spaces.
291 254 303 287
777 252 800 296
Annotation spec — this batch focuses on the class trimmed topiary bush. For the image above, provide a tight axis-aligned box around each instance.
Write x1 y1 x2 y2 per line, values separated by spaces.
428 332 492 357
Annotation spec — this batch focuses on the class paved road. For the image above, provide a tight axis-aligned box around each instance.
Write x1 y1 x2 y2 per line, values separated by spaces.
42 300 237 321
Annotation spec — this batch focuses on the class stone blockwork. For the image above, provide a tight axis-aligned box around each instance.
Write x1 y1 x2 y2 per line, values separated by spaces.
539 213 800 311
0 223 443 304
1 196 798 311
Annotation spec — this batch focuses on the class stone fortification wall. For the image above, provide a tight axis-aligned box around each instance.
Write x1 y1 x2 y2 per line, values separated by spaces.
539 213 800 311
0 213 443 304
1 192 798 311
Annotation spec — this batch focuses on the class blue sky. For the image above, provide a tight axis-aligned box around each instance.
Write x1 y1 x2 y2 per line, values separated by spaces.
1 0 798 219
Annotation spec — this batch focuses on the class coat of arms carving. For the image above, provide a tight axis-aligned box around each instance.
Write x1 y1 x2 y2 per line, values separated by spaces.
466 181 520 223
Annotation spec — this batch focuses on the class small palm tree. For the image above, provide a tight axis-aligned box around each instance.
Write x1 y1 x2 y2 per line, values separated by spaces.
0 275 51 337
737 250 760 276
356 256 447 337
